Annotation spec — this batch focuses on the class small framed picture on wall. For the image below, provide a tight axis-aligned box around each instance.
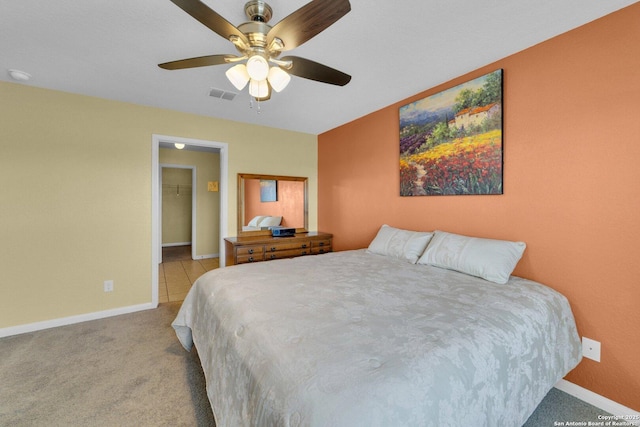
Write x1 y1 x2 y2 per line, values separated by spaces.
260 179 278 202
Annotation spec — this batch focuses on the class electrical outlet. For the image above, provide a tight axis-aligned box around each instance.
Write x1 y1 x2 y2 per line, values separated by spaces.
582 337 601 362
103 280 114 292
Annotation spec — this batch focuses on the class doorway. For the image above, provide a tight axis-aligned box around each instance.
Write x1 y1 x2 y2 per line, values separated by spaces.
151 134 228 306
160 165 196 261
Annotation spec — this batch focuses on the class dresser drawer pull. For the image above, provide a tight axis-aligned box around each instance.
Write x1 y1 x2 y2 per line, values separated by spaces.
248 256 254 262
301 251 308 255
319 249 326 253
270 246 277 252
318 242 325 246
248 248 254 254
270 254 277 259
301 244 308 248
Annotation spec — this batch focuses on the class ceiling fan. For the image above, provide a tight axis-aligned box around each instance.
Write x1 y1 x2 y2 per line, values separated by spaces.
159 0 352 101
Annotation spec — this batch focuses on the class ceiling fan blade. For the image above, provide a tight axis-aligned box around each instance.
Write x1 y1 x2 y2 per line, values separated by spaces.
267 0 351 51
158 54 237 70
280 56 351 86
170 0 248 44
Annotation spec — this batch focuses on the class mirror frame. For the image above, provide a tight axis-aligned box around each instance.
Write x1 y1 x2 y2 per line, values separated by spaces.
237 173 309 236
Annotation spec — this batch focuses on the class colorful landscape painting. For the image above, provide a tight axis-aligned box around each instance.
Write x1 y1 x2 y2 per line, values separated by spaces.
399 69 503 196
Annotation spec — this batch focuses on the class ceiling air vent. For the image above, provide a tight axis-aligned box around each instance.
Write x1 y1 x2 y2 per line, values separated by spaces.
209 88 237 101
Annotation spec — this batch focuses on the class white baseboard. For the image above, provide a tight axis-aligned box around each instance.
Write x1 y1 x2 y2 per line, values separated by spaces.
162 242 191 247
555 379 640 425
194 253 219 260
0 302 157 338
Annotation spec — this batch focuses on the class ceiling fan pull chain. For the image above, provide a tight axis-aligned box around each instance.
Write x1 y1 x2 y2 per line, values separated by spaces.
248 97 262 114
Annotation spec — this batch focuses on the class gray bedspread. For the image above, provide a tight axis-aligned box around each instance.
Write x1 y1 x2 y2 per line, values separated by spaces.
173 249 582 426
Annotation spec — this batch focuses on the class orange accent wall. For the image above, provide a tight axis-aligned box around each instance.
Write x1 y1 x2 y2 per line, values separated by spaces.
318 3 640 410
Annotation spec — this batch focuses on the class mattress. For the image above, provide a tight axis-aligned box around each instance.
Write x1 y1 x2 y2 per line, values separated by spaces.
172 249 582 426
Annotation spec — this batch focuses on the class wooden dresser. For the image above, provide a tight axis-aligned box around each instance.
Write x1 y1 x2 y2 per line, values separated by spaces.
224 232 332 266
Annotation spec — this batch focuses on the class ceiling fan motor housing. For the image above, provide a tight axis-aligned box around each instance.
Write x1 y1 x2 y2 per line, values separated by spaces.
244 1 272 23
237 22 270 50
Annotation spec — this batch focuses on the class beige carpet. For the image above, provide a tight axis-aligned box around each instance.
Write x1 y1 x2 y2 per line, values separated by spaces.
0 302 215 427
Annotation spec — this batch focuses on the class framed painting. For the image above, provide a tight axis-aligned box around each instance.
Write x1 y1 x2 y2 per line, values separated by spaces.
399 69 503 196
260 179 278 202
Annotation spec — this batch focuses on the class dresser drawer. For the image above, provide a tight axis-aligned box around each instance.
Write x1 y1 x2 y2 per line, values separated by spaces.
311 246 332 255
236 245 265 257
237 253 265 264
311 239 332 254
265 248 311 260
312 239 332 249
265 240 311 252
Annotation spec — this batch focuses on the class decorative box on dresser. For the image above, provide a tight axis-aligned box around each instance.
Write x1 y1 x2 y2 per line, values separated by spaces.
225 232 333 266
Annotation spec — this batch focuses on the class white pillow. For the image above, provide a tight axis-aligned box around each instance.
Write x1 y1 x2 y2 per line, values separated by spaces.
259 216 282 227
366 225 433 264
417 230 526 284
248 215 267 227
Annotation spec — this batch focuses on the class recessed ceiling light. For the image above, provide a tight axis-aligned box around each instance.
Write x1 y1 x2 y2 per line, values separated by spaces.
8 69 32 82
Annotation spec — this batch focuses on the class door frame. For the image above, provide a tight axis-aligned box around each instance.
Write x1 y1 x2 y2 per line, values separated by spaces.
151 134 228 306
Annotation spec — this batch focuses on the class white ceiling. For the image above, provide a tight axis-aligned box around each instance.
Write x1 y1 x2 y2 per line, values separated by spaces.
1 0 636 135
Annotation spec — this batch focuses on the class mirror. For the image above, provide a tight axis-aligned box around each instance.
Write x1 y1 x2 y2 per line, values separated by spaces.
237 173 308 236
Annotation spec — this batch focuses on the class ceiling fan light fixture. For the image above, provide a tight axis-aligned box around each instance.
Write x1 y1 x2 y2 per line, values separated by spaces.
249 79 269 98
8 69 32 82
225 64 250 90
246 55 269 81
267 66 291 92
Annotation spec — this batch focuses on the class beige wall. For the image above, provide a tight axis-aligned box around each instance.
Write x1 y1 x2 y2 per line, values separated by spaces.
0 81 317 329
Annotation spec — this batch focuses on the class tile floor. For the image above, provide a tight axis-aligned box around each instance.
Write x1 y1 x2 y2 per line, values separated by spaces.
158 245 219 303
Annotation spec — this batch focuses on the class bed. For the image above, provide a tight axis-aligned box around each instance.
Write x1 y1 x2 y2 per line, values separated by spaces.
172 228 582 426
242 215 283 232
